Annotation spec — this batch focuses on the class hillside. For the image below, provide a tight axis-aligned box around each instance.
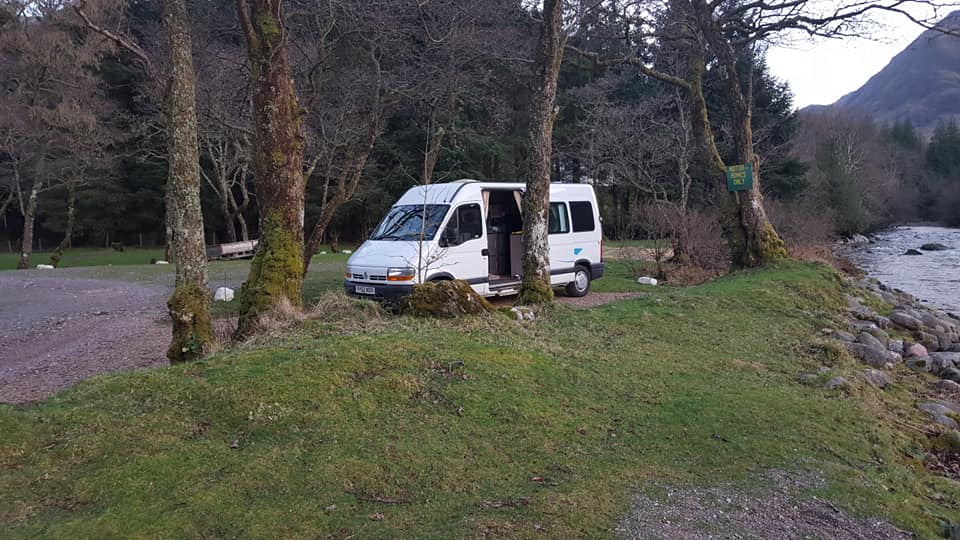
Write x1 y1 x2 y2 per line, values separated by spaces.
831 10 960 133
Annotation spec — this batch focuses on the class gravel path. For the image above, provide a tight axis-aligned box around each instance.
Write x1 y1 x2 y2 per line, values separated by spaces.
0 274 170 404
616 471 911 540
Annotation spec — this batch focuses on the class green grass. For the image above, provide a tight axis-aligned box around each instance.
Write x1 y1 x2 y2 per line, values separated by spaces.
0 248 166 270
605 239 660 248
2 262 958 538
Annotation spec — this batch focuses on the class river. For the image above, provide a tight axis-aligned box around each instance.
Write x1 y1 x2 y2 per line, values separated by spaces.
845 225 960 313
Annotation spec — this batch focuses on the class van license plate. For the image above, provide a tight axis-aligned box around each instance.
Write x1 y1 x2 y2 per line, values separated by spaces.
356 286 375 295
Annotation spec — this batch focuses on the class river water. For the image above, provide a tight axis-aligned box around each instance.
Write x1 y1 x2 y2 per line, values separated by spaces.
845 226 960 313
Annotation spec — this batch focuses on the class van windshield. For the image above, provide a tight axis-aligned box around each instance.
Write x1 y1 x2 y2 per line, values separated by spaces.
368 204 450 241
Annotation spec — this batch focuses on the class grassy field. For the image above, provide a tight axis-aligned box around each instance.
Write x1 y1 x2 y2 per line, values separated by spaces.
0 248 166 270
2 262 958 538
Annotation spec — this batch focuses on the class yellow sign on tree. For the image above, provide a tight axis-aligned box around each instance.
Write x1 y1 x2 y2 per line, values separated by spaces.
725 163 753 192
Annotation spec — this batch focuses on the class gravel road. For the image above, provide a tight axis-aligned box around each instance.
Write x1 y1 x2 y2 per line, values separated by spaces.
0 273 170 404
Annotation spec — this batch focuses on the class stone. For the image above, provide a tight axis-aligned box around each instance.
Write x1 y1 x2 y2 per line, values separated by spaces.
825 377 847 389
846 342 896 369
887 340 905 354
941 368 960 385
914 331 940 352
867 328 890 345
848 320 878 333
154 260 169 265
920 243 950 251
919 402 960 429
904 342 929 358
856 332 885 351
636 277 658 286
342 249 352 254
920 312 950 332
510 306 536 322
36 264 54 270
931 352 960 369
214 287 235 302
889 311 923 331
861 369 890 389
874 316 894 330
905 356 930 372
834 330 857 342
937 380 960 394
903 249 923 256
936 331 954 351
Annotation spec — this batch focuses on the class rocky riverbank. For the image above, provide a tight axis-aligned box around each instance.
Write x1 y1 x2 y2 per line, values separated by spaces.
816 274 960 441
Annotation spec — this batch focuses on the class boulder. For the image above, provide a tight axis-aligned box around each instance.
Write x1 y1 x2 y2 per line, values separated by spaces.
920 243 950 251
825 377 848 389
214 287 235 302
918 402 960 429
861 369 890 389
874 316 894 330
400 280 494 318
857 332 885 351
905 342 929 358
936 332 954 352
846 342 897 369
903 249 923 256
510 306 536 322
889 311 923 331
938 380 960 394
905 356 930 372
914 331 940 352
931 352 960 370
920 312 950 332
867 328 890 345
887 340 905 354
848 320 878 333
834 330 857 343
941 368 960 385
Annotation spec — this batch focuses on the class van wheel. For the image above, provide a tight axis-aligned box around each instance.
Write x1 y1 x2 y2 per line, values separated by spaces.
565 265 591 297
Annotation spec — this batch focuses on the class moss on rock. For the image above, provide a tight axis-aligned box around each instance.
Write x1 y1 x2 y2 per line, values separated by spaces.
400 280 494 318
167 282 213 363
236 212 304 337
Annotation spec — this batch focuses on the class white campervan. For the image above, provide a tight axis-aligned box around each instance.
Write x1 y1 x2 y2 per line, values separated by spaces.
344 180 604 300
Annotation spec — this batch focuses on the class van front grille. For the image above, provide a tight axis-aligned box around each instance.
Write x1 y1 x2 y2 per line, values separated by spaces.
351 273 386 281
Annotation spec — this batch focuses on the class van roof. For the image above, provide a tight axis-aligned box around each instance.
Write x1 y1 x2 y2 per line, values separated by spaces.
394 179 595 206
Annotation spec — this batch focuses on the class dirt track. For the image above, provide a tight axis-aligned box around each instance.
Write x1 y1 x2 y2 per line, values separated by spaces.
0 274 170 404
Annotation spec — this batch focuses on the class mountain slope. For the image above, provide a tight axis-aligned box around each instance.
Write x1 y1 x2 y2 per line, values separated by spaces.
832 11 960 132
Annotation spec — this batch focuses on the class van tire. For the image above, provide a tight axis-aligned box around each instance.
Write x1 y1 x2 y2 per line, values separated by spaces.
565 265 591 297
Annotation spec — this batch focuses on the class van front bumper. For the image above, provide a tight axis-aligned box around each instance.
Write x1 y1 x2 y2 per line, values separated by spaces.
344 280 414 301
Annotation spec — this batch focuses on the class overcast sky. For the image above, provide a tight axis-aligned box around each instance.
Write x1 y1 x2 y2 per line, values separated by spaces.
765 6 947 109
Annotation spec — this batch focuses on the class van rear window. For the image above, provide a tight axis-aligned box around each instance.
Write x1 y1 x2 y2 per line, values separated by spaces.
549 203 569 234
570 201 595 232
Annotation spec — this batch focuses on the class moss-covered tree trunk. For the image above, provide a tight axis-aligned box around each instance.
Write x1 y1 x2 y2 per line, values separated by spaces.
519 0 565 305
235 0 306 335
162 0 213 363
695 0 786 267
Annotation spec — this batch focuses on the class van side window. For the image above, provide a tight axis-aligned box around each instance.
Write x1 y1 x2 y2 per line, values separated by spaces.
441 203 483 246
549 202 570 234
570 201 595 232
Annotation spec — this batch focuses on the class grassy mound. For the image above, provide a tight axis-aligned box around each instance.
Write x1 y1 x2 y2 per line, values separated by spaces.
2 263 958 538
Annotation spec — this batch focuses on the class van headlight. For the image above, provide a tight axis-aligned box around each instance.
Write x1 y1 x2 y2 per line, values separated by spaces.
387 267 416 282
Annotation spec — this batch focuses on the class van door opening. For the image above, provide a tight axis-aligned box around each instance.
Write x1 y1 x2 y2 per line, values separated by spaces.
483 189 523 282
